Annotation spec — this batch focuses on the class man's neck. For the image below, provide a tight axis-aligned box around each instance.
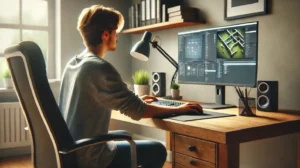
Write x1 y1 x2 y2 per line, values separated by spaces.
88 44 107 58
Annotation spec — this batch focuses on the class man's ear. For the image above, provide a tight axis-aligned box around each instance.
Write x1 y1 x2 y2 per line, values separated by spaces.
102 30 109 42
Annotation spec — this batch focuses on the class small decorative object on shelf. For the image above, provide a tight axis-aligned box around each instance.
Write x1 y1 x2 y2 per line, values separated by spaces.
132 69 150 96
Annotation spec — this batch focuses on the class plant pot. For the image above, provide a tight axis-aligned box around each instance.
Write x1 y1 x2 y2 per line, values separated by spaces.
134 84 150 96
171 89 180 99
3 78 13 88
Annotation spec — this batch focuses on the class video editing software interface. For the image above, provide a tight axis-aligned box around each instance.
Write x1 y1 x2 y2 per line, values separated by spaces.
178 22 258 86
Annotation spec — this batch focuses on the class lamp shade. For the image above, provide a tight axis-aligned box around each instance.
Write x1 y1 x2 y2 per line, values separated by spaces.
130 31 152 61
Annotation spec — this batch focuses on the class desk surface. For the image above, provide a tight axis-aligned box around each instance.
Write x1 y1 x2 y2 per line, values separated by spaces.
111 108 300 144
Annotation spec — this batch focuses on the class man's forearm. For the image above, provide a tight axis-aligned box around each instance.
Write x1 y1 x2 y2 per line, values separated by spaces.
141 104 181 118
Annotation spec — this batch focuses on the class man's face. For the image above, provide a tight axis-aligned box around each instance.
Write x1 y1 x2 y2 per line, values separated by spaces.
107 29 118 51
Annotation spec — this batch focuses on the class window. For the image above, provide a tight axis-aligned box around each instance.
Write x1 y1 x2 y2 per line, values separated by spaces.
0 0 55 88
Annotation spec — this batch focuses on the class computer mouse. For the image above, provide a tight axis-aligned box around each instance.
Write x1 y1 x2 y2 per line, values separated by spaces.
184 110 203 115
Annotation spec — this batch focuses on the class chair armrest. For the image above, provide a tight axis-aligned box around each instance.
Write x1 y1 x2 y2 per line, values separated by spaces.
59 130 133 154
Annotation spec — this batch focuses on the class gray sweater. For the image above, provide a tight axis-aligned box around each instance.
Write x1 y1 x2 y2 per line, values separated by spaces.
59 51 146 168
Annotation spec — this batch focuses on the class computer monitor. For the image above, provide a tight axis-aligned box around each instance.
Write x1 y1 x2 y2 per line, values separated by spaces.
178 21 258 109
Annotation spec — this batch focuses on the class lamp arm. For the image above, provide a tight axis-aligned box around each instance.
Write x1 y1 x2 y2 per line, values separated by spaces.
171 69 178 86
150 41 179 87
150 41 178 69
155 46 178 69
156 46 178 85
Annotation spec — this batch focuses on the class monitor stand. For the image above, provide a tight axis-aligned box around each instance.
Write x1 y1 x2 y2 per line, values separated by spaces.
201 85 236 109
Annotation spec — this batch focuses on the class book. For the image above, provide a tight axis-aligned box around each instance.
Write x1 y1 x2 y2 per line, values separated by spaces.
168 9 198 17
135 3 141 27
156 0 161 23
131 5 135 28
167 5 197 14
169 11 197 22
157 0 184 23
128 5 135 28
150 0 156 24
168 14 198 22
146 0 151 25
128 7 132 28
141 0 146 26
162 4 166 22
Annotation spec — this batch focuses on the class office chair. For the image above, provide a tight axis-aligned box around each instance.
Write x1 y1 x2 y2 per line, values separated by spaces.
4 41 137 168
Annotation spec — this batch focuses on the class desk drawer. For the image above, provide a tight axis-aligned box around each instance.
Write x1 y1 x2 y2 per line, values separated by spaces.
175 153 215 168
174 134 216 163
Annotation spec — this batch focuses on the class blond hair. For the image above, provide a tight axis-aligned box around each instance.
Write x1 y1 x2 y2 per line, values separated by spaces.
77 5 124 46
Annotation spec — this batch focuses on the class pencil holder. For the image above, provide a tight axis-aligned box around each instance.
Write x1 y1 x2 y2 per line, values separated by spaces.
239 97 256 116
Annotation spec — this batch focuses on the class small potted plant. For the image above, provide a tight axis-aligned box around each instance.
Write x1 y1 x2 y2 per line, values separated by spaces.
132 69 150 96
2 69 13 88
171 82 180 99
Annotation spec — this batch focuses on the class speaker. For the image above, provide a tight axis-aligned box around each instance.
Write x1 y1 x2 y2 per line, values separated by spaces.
257 81 278 112
152 72 166 97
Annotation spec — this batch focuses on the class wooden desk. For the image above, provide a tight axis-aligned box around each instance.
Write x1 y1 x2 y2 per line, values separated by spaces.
111 108 300 168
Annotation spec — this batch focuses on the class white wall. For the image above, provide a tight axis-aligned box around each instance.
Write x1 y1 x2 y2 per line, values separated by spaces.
60 0 132 83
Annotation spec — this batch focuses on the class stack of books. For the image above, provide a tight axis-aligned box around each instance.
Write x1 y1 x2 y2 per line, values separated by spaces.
167 6 198 22
128 0 185 28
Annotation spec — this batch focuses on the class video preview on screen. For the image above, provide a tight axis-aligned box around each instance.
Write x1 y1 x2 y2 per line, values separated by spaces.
178 22 258 86
217 28 245 59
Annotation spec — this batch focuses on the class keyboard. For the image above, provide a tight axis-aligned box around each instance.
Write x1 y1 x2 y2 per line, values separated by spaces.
151 99 202 119
150 99 235 121
151 99 185 107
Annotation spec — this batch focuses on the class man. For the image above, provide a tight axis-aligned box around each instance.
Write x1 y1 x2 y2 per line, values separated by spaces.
59 5 202 168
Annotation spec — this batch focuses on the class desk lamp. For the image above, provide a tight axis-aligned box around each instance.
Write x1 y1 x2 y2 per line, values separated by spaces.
130 31 178 88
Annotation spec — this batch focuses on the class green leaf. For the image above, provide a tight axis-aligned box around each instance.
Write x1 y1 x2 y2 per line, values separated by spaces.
171 82 180 89
1 69 11 78
132 69 149 85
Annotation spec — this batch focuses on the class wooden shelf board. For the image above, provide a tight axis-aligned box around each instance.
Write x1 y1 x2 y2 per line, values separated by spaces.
122 20 202 34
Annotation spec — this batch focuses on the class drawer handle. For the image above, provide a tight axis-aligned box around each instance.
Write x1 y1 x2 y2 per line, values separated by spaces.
189 160 196 166
188 145 196 151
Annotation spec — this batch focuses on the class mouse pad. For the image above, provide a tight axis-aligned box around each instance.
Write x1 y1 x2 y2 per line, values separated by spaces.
165 111 236 122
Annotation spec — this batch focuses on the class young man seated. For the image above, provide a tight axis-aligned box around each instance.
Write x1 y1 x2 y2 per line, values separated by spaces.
59 5 202 168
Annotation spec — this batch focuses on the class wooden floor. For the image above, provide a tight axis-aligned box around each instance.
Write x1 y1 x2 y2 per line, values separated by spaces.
0 155 172 168
0 155 32 168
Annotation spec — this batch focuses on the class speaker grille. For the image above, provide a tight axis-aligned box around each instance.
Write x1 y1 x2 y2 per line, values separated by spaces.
258 82 269 93
151 72 166 97
257 95 270 109
257 81 278 112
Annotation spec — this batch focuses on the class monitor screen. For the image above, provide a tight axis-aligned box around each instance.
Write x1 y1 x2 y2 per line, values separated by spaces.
178 22 258 87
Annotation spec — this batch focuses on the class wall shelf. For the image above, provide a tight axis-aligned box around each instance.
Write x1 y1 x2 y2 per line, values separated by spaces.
122 20 202 34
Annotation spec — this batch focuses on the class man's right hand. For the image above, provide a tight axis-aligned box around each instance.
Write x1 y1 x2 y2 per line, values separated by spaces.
176 103 203 115
142 101 203 118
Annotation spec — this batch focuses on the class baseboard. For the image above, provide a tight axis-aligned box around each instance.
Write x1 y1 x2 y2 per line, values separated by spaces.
0 145 31 158
132 134 172 162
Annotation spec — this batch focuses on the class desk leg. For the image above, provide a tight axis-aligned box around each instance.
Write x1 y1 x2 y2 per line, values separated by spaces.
166 131 172 151
218 143 239 168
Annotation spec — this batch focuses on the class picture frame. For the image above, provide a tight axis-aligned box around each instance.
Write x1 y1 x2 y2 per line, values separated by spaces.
224 0 267 20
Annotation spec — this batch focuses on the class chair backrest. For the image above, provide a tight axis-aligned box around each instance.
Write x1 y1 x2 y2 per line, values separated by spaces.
4 41 76 168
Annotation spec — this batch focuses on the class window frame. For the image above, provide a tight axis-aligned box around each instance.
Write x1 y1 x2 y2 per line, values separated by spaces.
0 0 56 79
